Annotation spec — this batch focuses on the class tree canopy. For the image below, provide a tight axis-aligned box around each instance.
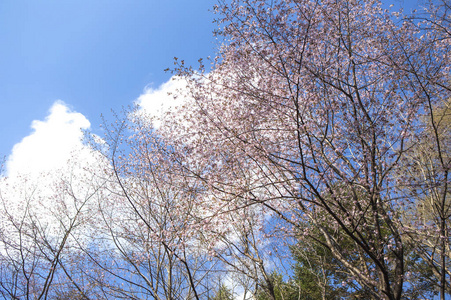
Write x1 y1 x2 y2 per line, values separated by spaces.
0 0 450 299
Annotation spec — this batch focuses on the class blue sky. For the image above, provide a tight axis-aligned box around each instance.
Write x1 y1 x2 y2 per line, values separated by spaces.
0 0 420 175
0 0 216 165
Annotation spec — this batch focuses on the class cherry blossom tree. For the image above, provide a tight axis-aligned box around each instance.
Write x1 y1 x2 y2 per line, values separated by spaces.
0 162 103 299
1 1 450 299
157 0 451 299
83 112 223 300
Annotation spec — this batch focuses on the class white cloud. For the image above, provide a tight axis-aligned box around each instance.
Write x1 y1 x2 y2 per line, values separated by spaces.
0 101 110 257
1 100 107 227
6 100 92 177
135 76 190 128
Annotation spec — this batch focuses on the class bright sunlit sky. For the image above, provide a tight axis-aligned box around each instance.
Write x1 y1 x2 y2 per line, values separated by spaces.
0 0 419 175
0 0 215 170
